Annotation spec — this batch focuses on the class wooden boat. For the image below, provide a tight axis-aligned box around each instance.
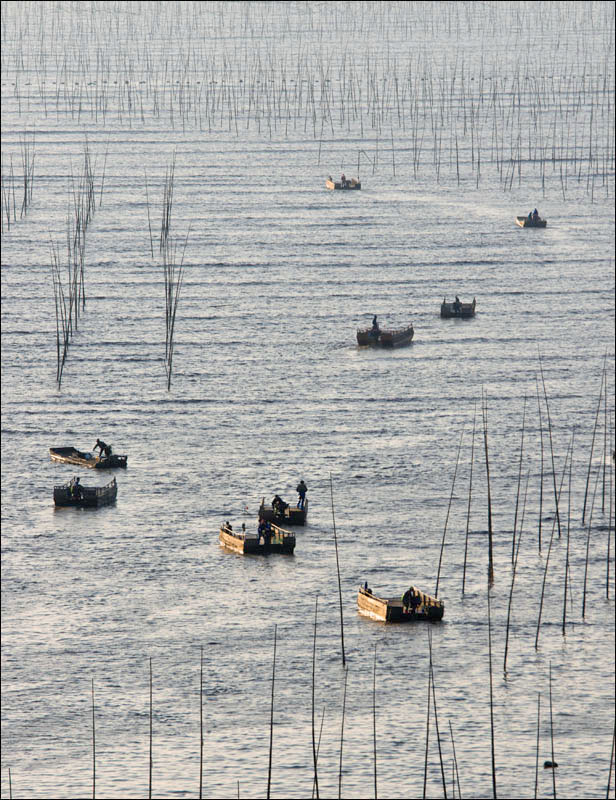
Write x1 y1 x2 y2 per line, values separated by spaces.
50 446 127 469
440 297 476 318
358 585 444 622
326 177 361 190
219 521 296 555
258 498 308 526
515 215 547 228
356 323 414 348
53 477 117 507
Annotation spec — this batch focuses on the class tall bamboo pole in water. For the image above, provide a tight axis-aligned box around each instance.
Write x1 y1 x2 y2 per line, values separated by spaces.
549 663 557 798
267 625 276 799
534 692 541 799
563 434 574 634
536 376 545 552
435 425 464 597
462 403 476 595
422 643 432 799
149 657 152 799
504 470 530 673
487 586 497 799
511 397 527 562
582 361 605 523
311 598 319 800
199 646 204 799
482 390 494 586
538 353 562 538
372 644 378 800
329 474 346 666
338 667 348 799
91 678 96 800
428 632 447 798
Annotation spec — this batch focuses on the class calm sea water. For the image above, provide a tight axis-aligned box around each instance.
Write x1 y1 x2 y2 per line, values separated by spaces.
1 2 615 798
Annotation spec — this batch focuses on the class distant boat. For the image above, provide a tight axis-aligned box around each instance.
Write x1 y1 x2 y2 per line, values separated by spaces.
357 584 444 623
54 476 117 507
357 323 414 348
326 177 361 190
441 297 476 318
259 497 308 526
515 215 547 228
219 521 296 555
50 446 127 469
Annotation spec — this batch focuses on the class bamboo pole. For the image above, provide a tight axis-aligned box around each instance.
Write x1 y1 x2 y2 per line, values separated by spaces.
329 474 346 666
582 363 605 523
487 587 497 799
512 397 527 562
267 625 276 800
372 644 378 800
548 663 557 798
435 425 464 597
462 402 476 595
534 693 541 800
482 390 495 586
91 678 96 800
338 668 348 800
312 597 319 800
538 353 562 539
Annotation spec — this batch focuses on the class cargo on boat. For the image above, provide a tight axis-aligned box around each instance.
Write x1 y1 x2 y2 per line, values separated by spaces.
219 521 295 555
440 297 476 318
50 446 127 469
357 584 444 622
53 476 117 508
357 323 414 348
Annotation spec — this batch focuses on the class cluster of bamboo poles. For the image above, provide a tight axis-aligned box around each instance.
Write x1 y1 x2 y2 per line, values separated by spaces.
2 5 613 194
145 154 190 390
50 139 103 385
0 131 35 234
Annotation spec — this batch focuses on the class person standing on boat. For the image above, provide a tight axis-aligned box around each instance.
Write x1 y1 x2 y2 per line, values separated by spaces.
70 476 82 500
371 315 380 339
341 172 346 187
532 208 539 221
94 438 107 458
296 480 307 509
454 296 461 314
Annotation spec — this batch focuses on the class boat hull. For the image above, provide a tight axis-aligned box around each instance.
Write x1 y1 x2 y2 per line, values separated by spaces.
357 587 444 622
441 299 476 318
220 524 295 555
515 216 547 228
357 325 414 348
50 446 127 469
326 179 361 190
258 500 307 526
53 477 117 507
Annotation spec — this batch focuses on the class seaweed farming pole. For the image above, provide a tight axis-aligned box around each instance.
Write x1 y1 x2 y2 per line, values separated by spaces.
487 587 497 799
536 376 545 552
311 597 319 800
538 353 562 539
199 646 204 799
482 390 494 586
504 471 530 673
462 403 476 595
607 419 613 600
536 437 571 649
582 359 605 523
372 644 378 800
91 679 96 800
338 668 348 800
607 721 615 800
267 625 276 800
511 397 527 562
582 451 602 619
534 692 541 800
548 663 557 798
563 434 574 634
428 632 447 799
422 643 432 800
448 721 462 800
149 657 153 799
435 425 464 597
329 474 346 666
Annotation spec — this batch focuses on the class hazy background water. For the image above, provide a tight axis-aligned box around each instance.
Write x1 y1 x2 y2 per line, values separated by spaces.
1 2 615 798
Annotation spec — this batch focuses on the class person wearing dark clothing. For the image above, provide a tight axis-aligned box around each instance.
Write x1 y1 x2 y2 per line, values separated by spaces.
371 315 380 339
296 480 307 509
263 520 272 548
272 495 288 517
103 444 113 458
94 439 107 458
402 587 421 614
453 295 461 313
70 476 82 500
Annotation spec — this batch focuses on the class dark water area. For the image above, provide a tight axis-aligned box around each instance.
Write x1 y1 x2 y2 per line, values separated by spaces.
1 2 615 798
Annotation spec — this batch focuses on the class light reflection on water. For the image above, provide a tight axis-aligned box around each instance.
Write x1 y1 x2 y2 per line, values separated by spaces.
1 1 615 799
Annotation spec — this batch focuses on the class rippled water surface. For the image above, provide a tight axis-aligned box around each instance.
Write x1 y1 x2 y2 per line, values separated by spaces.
1 2 615 798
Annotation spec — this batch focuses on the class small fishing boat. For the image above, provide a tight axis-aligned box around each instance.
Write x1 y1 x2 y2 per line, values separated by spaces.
515 215 547 228
357 584 444 622
356 323 414 348
326 177 361 190
259 497 308 526
49 446 127 469
219 521 296 555
53 476 118 508
440 297 476 318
